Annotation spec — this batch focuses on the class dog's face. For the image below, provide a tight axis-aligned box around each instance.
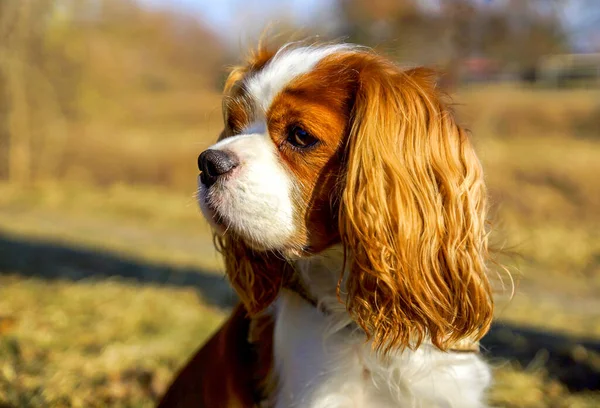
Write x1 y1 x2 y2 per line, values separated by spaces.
197 45 356 257
197 43 493 352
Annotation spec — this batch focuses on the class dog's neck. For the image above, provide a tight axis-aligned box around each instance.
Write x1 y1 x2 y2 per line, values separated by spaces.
292 244 349 314
271 246 488 408
290 244 481 353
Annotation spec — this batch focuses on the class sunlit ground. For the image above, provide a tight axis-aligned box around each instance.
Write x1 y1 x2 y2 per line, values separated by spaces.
1 85 599 407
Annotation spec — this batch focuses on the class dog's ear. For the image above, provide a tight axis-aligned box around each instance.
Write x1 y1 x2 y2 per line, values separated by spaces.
216 234 288 315
339 54 493 353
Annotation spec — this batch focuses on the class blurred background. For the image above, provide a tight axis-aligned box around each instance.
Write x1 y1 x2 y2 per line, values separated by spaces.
0 0 598 406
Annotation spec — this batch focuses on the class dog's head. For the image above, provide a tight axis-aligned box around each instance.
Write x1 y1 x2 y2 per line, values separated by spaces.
197 42 493 352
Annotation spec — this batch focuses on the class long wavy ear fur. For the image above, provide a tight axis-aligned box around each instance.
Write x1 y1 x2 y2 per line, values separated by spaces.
340 54 493 353
215 234 288 315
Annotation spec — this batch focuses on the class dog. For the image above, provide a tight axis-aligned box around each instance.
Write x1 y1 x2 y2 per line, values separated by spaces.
158 40 494 408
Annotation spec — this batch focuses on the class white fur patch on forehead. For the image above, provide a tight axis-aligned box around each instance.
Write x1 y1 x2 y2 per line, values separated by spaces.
245 44 358 112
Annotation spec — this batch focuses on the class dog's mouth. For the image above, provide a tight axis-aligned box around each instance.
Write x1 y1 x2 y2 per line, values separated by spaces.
196 173 302 254
197 187 284 252
205 203 227 233
197 177 228 235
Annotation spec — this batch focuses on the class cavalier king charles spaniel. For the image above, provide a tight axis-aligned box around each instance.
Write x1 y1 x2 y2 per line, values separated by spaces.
158 40 494 408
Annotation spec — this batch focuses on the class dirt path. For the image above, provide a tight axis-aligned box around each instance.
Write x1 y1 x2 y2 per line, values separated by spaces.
0 205 220 271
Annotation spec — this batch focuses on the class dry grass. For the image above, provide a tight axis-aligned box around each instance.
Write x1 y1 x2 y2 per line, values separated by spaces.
1 2 596 406
0 182 221 271
490 365 600 408
0 276 224 407
1 84 599 407
458 85 600 296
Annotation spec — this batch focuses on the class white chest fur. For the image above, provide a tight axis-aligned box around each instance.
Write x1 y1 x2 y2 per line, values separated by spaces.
272 291 491 408
270 246 491 408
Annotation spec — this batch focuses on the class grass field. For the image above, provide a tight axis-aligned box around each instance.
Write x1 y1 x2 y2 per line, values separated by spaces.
1 85 599 407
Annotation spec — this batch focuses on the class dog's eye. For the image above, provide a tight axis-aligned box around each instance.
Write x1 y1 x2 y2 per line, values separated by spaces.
286 126 318 149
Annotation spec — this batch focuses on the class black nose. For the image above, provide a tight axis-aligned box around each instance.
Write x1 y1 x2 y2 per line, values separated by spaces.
198 149 239 187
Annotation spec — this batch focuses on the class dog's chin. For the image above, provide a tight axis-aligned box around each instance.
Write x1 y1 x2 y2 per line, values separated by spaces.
197 190 226 236
242 238 305 260
199 204 227 235
198 195 277 248
197 184 306 258
200 205 306 260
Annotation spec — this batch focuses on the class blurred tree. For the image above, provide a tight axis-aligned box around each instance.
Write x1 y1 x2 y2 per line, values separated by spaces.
0 0 56 183
336 0 440 63
481 0 566 68
0 0 224 185
333 0 567 82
